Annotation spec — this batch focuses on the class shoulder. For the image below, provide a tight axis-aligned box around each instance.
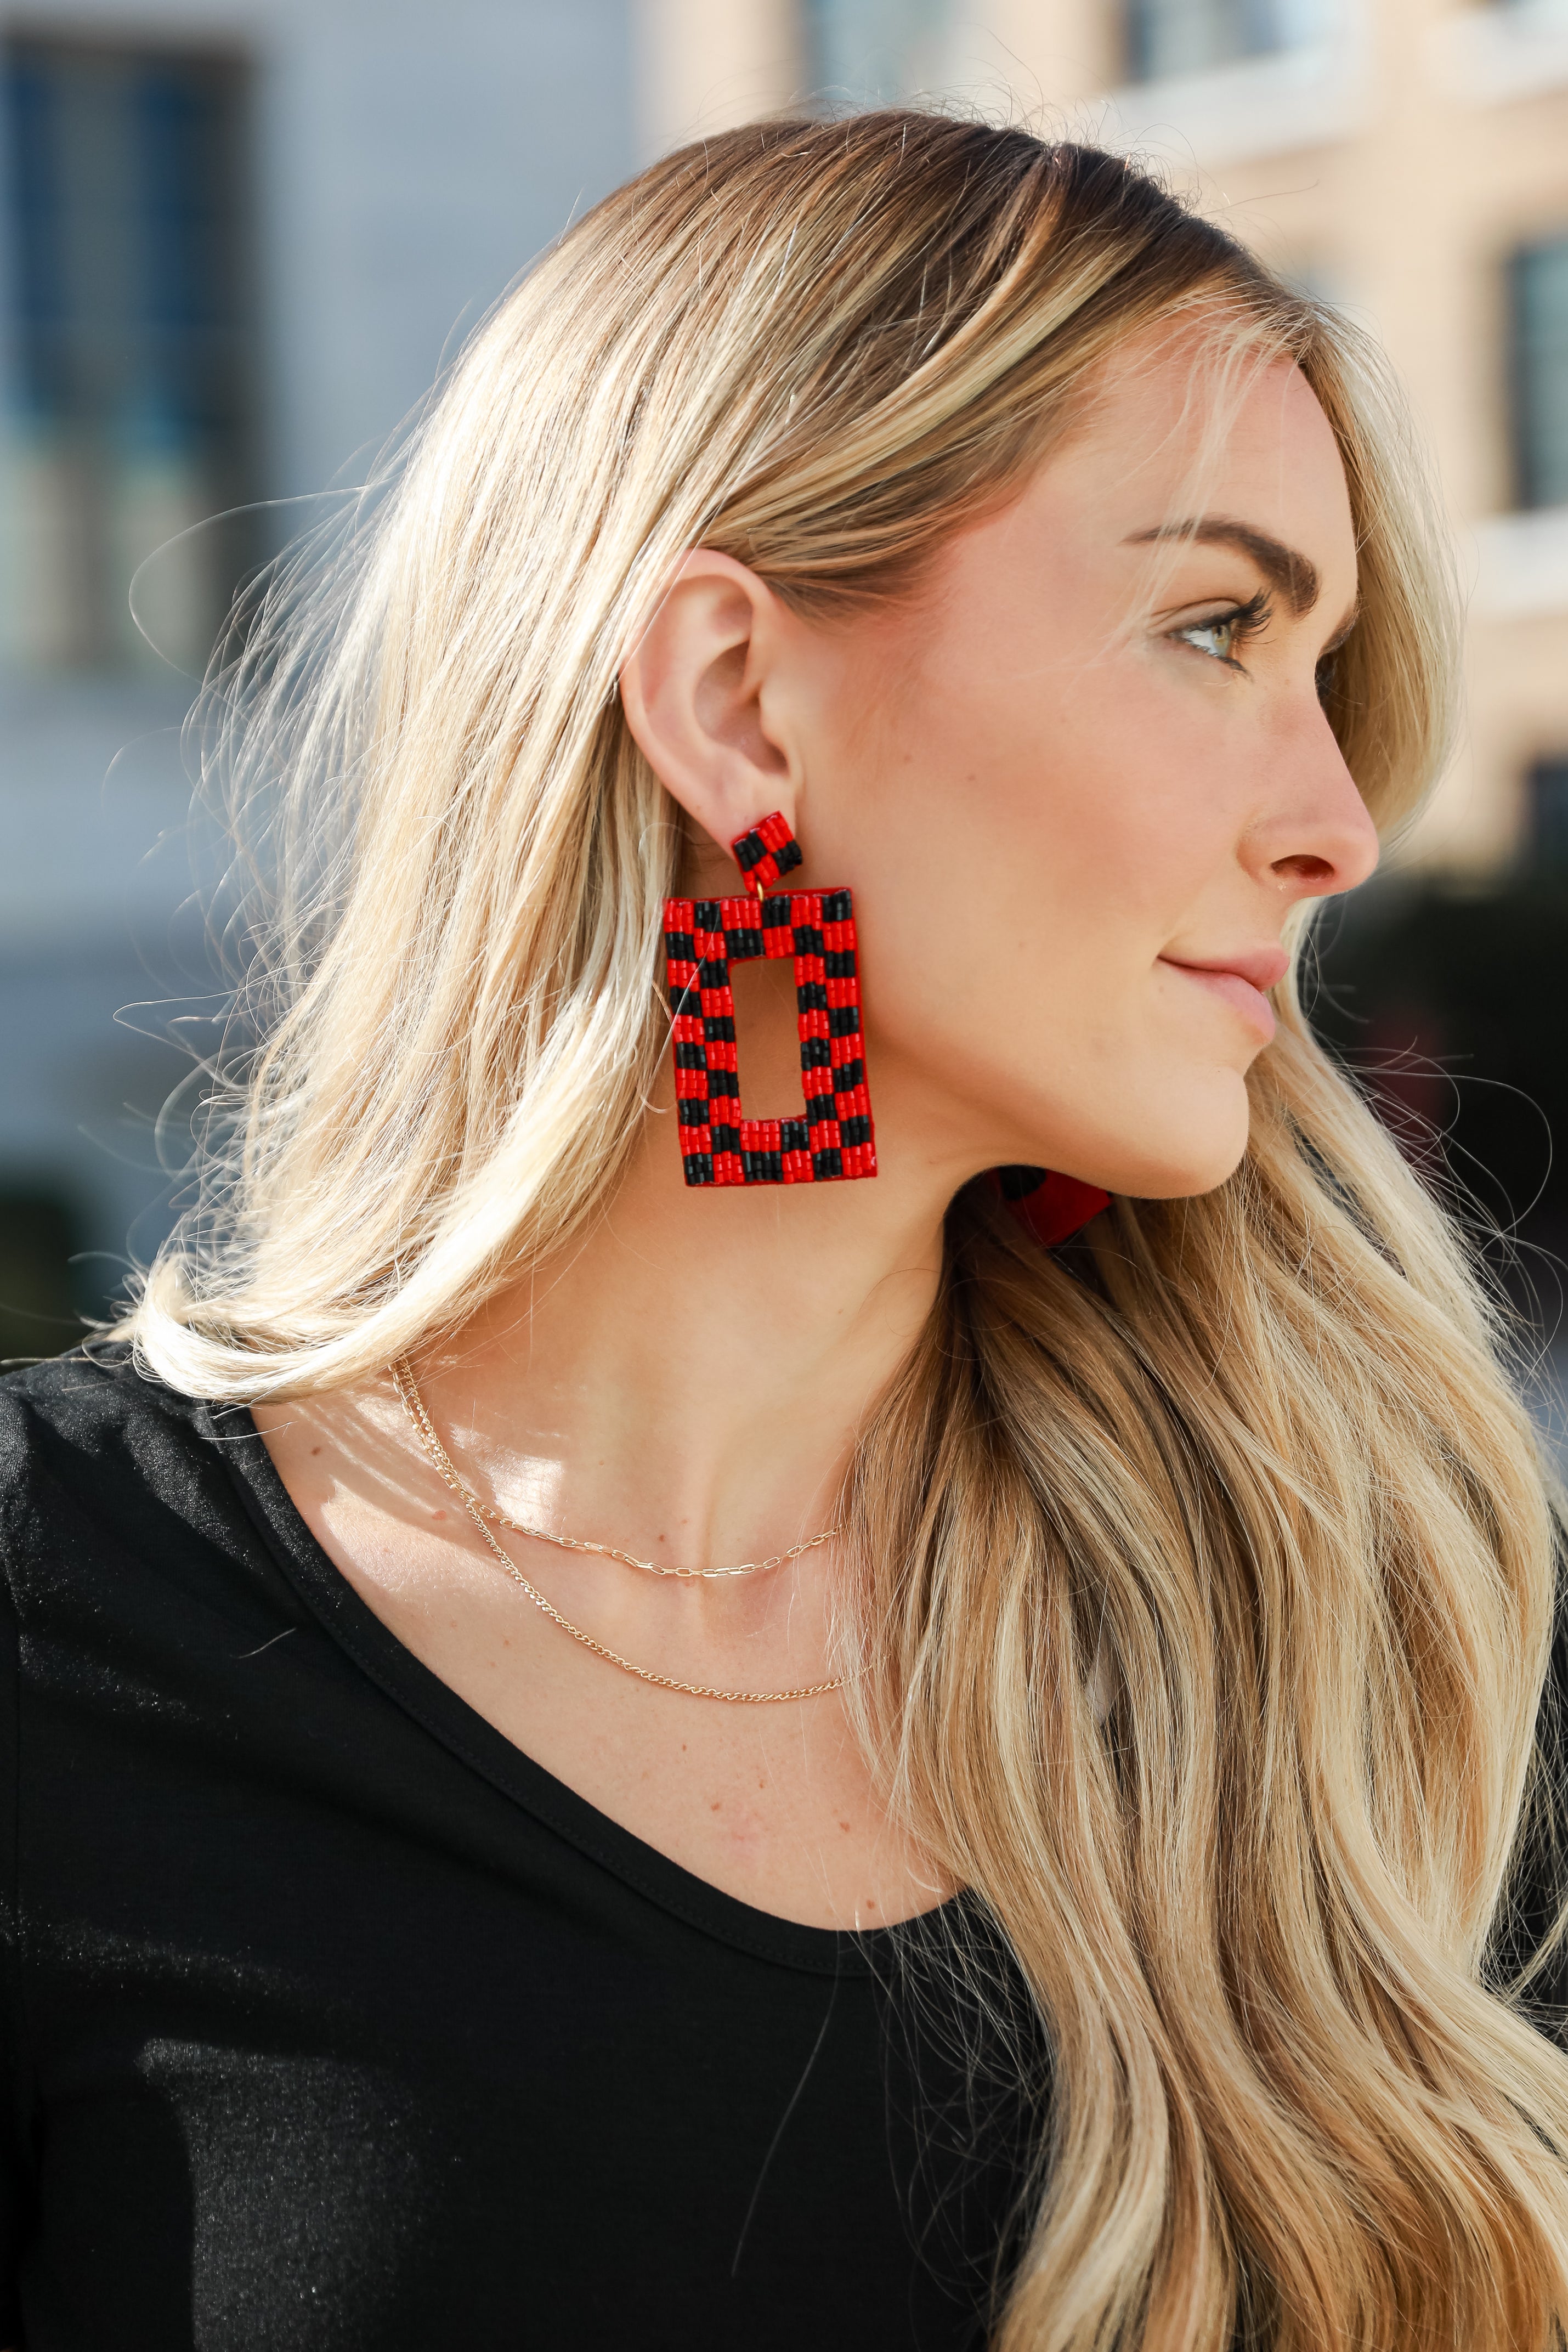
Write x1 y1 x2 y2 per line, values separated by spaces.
0 1347 210 1535
0 1349 289 1630
0 1344 203 1454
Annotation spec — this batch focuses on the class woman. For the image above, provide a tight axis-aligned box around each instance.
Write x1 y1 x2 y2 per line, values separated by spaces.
2 110 1566 2351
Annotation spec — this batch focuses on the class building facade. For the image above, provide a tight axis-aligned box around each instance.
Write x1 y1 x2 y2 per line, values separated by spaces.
0 0 636 1345
2 0 1563 1341
650 0 1568 878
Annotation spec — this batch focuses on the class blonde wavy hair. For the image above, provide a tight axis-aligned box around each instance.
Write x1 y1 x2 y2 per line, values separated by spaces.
127 113 1568 2350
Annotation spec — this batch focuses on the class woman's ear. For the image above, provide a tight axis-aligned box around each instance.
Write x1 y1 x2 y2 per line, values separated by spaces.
619 550 798 856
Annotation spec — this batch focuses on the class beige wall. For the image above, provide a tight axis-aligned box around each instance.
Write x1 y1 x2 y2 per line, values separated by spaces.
634 0 1568 872
632 0 803 154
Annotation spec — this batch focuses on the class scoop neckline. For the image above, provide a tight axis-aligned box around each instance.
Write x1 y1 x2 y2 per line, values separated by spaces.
206 1395 959 1981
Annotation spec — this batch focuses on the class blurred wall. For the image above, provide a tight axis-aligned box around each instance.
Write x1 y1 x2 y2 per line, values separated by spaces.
646 0 1568 883
0 0 635 1351
4 0 1566 1355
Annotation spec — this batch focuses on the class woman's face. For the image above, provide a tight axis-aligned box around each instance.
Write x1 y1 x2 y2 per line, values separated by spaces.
783 329 1376 1201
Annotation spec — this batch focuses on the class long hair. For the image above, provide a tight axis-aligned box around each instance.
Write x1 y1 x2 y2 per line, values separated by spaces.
125 114 1568 2348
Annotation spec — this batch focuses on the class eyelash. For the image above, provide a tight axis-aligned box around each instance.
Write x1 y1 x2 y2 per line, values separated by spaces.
1169 587 1273 670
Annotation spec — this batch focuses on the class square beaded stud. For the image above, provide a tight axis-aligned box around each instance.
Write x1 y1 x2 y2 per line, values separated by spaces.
662 813 876 1188
729 811 803 897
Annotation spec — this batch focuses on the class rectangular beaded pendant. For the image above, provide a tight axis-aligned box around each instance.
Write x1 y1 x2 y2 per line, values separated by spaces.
662 886 878 1186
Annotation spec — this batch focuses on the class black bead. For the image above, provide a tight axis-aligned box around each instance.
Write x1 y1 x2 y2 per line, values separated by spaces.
832 1058 864 1092
819 888 851 923
800 1036 832 1069
703 1015 736 1043
677 1097 709 1129
796 981 828 1013
760 894 793 929
693 898 722 929
811 1147 843 1180
698 959 728 989
827 1004 861 1036
780 1119 809 1154
706 1067 740 1099
792 925 825 958
683 1152 715 1184
709 1123 741 1154
838 1115 871 1147
664 930 695 961
823 950 856 980
726 926 765 963
669 984 700 1016
996 1164 1048 1202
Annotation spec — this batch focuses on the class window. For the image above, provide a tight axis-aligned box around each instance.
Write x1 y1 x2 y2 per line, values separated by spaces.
803 0 948 102
1509 236 1568 512
1528 755 1568 872
1 35 255 671
1124 0 1300 81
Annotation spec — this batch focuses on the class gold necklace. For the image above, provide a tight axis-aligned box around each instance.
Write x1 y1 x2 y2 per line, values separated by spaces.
390 1356 845 1705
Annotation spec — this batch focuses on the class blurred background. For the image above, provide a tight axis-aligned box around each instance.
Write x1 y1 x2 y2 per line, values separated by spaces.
1 0 1565 1423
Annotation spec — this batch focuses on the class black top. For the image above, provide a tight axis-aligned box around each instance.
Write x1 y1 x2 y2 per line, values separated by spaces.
0 1354 1044 2352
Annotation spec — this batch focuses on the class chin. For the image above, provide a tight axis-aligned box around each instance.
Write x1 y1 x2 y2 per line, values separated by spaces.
1082 1073 1252 1200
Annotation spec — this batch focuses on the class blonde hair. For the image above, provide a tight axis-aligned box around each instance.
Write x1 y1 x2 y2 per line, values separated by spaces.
127 114 1568 2349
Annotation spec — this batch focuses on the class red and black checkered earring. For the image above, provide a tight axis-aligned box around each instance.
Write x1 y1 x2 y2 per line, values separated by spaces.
988 1166 1109 1247
662 812 876 1187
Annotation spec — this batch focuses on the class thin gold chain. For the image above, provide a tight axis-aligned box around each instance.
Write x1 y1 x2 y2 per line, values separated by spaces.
390 1356 845 1705
390 1357 837 1580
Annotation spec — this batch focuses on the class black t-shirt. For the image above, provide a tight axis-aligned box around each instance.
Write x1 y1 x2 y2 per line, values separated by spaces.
0 1354 1046 2351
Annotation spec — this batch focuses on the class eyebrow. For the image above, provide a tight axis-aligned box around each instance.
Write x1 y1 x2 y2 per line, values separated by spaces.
1125 517 1320 617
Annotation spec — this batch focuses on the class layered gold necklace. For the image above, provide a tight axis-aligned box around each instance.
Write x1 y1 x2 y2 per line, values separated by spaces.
391 1356 844 1704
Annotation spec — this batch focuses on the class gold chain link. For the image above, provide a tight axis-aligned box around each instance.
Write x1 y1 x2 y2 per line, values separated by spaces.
390 1356 845 1705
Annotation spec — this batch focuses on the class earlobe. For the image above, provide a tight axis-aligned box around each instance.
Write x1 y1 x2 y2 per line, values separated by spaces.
619 550 798 856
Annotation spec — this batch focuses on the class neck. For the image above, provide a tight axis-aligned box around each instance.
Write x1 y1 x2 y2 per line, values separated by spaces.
418 1112 950 1573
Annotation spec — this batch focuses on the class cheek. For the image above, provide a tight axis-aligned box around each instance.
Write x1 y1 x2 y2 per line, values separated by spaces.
834 632 1262 1192
861 640 1234 990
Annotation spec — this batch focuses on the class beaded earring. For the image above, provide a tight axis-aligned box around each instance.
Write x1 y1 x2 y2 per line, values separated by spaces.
662 812 876 1187
989 1165 1110 1248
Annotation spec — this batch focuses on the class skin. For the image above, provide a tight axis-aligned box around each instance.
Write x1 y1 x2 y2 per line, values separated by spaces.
254 324 1377 1932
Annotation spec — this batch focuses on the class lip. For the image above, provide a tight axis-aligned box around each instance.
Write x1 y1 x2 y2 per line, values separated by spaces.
1158 946 1288 1043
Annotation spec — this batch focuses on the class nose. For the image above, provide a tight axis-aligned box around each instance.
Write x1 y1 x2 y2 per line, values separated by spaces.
1241 710 1380 906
